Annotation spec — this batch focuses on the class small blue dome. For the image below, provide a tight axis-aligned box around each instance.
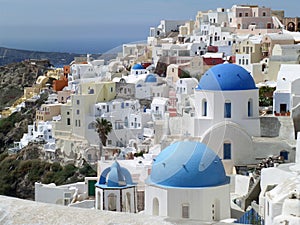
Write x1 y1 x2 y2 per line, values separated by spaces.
145 74 157 83
132 64 144 70
96 161 134 188
148 141 229 188
197 64 257 91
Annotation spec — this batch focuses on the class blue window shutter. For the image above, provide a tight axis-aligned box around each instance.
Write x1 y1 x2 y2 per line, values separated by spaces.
224 102 231 118
223 143 231 159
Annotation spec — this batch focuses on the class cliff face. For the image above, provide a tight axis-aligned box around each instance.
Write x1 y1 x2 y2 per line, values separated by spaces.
0 60 51 110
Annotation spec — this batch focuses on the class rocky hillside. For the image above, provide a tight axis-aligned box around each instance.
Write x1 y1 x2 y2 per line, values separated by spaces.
0 145 96 199
0 60 51 110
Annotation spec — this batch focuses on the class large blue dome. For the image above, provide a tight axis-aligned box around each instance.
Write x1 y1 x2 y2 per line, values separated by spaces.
197 63 257 91
148 141 229 188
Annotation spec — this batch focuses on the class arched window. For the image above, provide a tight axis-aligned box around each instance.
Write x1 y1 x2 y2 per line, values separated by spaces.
224 100 231 118
97 191 101 210
223 142 231 160
248 98 253 117
262 64 267 72
202 99 207 116
182 204 190 218
88 122 95 129
125 192 131 212
108 193 117 211
124 117 128 127
153 198 159 216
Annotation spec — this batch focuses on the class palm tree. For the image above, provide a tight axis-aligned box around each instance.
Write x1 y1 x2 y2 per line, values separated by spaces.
94 118 112 158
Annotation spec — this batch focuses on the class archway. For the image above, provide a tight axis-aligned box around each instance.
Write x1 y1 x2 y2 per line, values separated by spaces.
125 192 131 212
287 22 296 31
108 193 117 211
97 191 101 210
153 197 159 216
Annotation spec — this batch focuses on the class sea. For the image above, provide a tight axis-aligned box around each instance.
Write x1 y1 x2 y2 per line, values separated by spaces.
1 37 147 55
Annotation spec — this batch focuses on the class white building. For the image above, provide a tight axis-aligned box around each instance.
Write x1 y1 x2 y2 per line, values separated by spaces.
149 20 187 39
176 78 198 95
145 141 231 221
259 132 300 225
93 99 152 147
35 177 97 207
114 67 165 100
172 63 260 173
151 97 169 121
15 121 54 150
273 64 300 115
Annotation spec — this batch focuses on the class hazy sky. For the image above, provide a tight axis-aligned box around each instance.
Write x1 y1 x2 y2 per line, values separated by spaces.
0 0 299 53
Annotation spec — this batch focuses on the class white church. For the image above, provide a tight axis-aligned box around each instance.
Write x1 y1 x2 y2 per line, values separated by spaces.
144 141 231 221
167 63 260 174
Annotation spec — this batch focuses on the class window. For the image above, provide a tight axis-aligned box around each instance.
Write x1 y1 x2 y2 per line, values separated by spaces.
67 118 71 125
67 111 70 115
248 99 253 117
76 100 80 105
76 109 80 115
202 99 207 116
223 143 231 159
124 192 132 212
245 12 248 17
239 12 242 17
182 204 189 218
88 123 95 129
262 12 266 17
107 193 117 211
111 87 113 92
224 101 231 118
280 150 289 160
78 120 81 127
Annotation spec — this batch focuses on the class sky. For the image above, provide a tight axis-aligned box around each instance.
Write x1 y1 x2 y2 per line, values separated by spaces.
0 0 299 53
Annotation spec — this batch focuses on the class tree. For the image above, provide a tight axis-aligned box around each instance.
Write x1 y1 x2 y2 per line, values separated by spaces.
94 118 112 157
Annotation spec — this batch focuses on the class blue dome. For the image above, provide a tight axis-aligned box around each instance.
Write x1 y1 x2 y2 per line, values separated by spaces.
145 74 157 83
197 64 257 91
132 64 144 70
96 161 135 188
148 141 229 188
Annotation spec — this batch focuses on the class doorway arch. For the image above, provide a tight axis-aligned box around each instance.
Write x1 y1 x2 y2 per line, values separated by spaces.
153 197 159 216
